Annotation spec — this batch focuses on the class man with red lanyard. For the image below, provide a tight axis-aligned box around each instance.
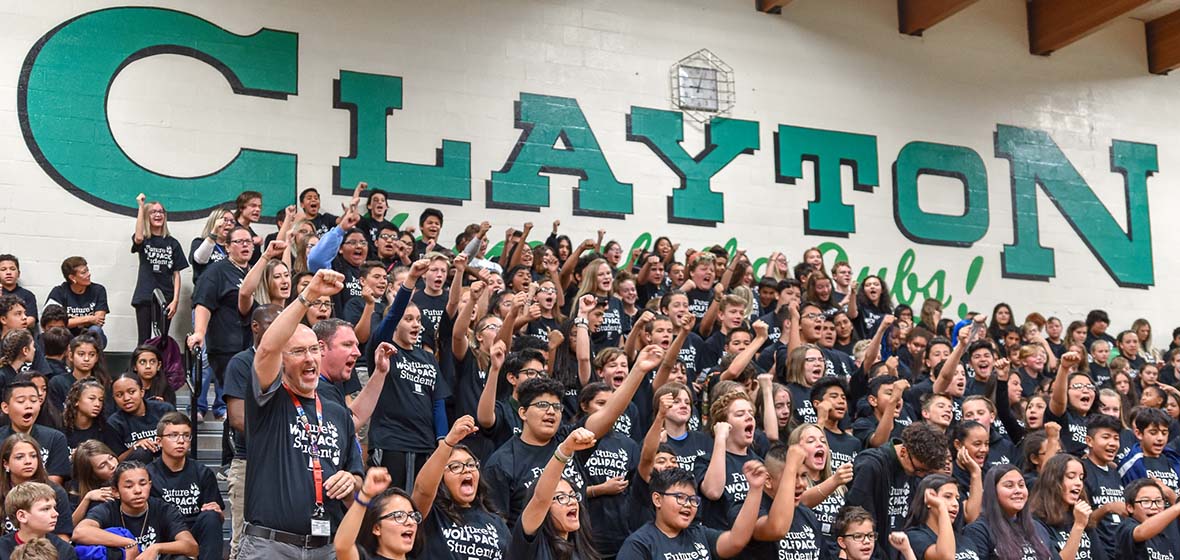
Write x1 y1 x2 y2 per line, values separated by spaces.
244 269 365 559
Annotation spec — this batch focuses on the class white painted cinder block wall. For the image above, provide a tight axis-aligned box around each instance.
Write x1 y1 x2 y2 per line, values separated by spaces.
1 0 1178 352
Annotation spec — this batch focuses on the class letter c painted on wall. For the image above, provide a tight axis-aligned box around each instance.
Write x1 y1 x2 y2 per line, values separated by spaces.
19 7 298 219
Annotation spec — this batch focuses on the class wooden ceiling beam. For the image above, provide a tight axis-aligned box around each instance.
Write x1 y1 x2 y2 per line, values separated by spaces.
1147 9 1180 74
1027 0 1151 55
755 0 792 15
897 0 980 36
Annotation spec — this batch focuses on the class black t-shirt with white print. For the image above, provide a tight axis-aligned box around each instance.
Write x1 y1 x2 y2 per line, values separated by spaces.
1083 458 1124 559
85 497 189 551
0 482 73 536
616 521 722 560
1116 517 1180 560
46 282 109 336
0 424 71 481
1037 517 1106 560
411 290 448 351
418 503 511 560
741 501 824 560
694 448 761 530
191 258 249 354
330 255 363 314
245 374 364 535
369 344 451 453
147 457 224 521
188 237 227 286
131 235 189 305
592 296 629 352
482 425 585 529
106 400 176 457
685 288 713 321
579 430 639 554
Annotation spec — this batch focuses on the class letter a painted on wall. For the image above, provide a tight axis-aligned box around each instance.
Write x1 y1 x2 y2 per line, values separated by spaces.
627 107 759 226
333 70 472 204
19 7 299 219
995 125 1158 288
488 93 633 217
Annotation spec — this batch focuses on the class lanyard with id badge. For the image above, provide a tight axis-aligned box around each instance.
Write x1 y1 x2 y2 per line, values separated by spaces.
285 385 332 538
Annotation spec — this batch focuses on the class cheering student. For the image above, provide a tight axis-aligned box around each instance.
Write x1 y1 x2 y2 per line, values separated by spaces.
574 381 640 556
651 383 711 473
246 269 365 556
698 388 764 530
790 423 852 537
616 464 765 560
130 193 188 344
1046 352 1095 456
74 461 197 558
1030 453 1105 560
407 252 450 352
146 412 224 560
508 427 602 559
742 443 823 559
1081 414 1127 560
334 467 421 560
628 391 689 530
783 344 825 425
956 464 1053 560
1116 478 1180 559
0 482 77 559
46 256 109 347
900 474 958 560
1117 407 1180 494
409 415 509 560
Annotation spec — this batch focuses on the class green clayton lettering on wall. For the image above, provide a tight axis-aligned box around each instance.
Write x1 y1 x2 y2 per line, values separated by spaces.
626 107 759 225
18 7 298 219
893 141 989 247
333 70 471 204
995 124 1158 288
775 125 879 237
487 93 632 217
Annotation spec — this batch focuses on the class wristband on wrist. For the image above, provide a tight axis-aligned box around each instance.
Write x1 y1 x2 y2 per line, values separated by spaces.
553 448 571 464
297 292 312 307
354 491 372 508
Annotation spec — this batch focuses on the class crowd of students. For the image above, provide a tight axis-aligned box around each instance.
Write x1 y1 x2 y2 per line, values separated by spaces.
0 183 1178 559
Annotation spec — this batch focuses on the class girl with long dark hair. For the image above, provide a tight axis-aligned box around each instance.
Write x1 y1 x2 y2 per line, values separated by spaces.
129 344 175 406
409 415 509 559
1029 453 1103 560
901 473 959 560
509 427 601 560
957 464 1053 560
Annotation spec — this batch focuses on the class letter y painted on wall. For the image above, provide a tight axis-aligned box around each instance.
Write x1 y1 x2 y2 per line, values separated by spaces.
19 7 298 219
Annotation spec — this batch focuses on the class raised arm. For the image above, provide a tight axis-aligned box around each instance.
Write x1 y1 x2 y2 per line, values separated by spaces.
239 241 286 316
350 342 395 428
412 416 479 519
353 287 376 344
721 321 768 380
652 313 695 391
639 393 672 482
452 280 485 360
862 314 896 371
753 446 804 540
573 295 596 387
842 280 859 319
583 345 665 438
133 193 148 245
700 422 731 500
715 461 767 558
757 373 778 443
337 466 389 560
698 283 724 338
1049 352 1083 417
446 253 468 318
507 222 533 269
560 239 596 290
255 270 343 389
476 341 506 430
933 327 971 394
520 428 597 536
624 311 652 361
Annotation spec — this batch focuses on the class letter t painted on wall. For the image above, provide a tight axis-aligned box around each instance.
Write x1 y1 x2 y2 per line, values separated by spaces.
774 125 879 237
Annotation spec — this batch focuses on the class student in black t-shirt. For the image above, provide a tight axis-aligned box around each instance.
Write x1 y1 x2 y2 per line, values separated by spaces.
0 434 73 539
74 461 197 558
0 255 38 330
619 464 766 560
410 253 451 352
899 474 958 560
1047 352 1095 456
576 382 640 556
147 412 223 560
106 373 176 463
299 187 342 237
334 466 421 560
956 465 1052 560
247 269 365 554
845 422 949 559
742 443 822 560
789 423 851 537
853 375 915 449
1030 453 1106 560
948 422 986 523
698 389 764 529
506 427 601 560
130 194 189 344
0 382 71 486
62 379 117 456
1116 478 1180 560
67 440 117 527
1083 414 1127 560
0 329 35 388
409 415 510 560
46 256 109 347
0 482 77 560
0 297 32 343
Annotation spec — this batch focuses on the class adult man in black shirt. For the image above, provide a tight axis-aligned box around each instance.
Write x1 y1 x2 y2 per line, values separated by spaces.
45 256 109 346
845 422 948 560
245 269 364 558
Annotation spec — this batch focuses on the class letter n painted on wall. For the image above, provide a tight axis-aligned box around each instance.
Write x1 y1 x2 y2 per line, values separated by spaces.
19 7 299 219
995 124 1158 288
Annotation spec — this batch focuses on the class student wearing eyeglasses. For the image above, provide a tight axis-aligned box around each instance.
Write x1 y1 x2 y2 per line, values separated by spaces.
510 428 602 560
1116 478 1180 560
1046 352 1096 456
483 346 665 529
147 412 224 560
335 466 422 560
616 464 765 560
408 415 510 560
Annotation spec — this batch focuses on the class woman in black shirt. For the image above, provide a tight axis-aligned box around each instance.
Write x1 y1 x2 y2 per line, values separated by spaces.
508 427 601 560
130 195 188 343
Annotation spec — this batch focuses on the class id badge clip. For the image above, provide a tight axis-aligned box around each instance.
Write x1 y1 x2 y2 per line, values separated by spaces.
310 506 330 537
